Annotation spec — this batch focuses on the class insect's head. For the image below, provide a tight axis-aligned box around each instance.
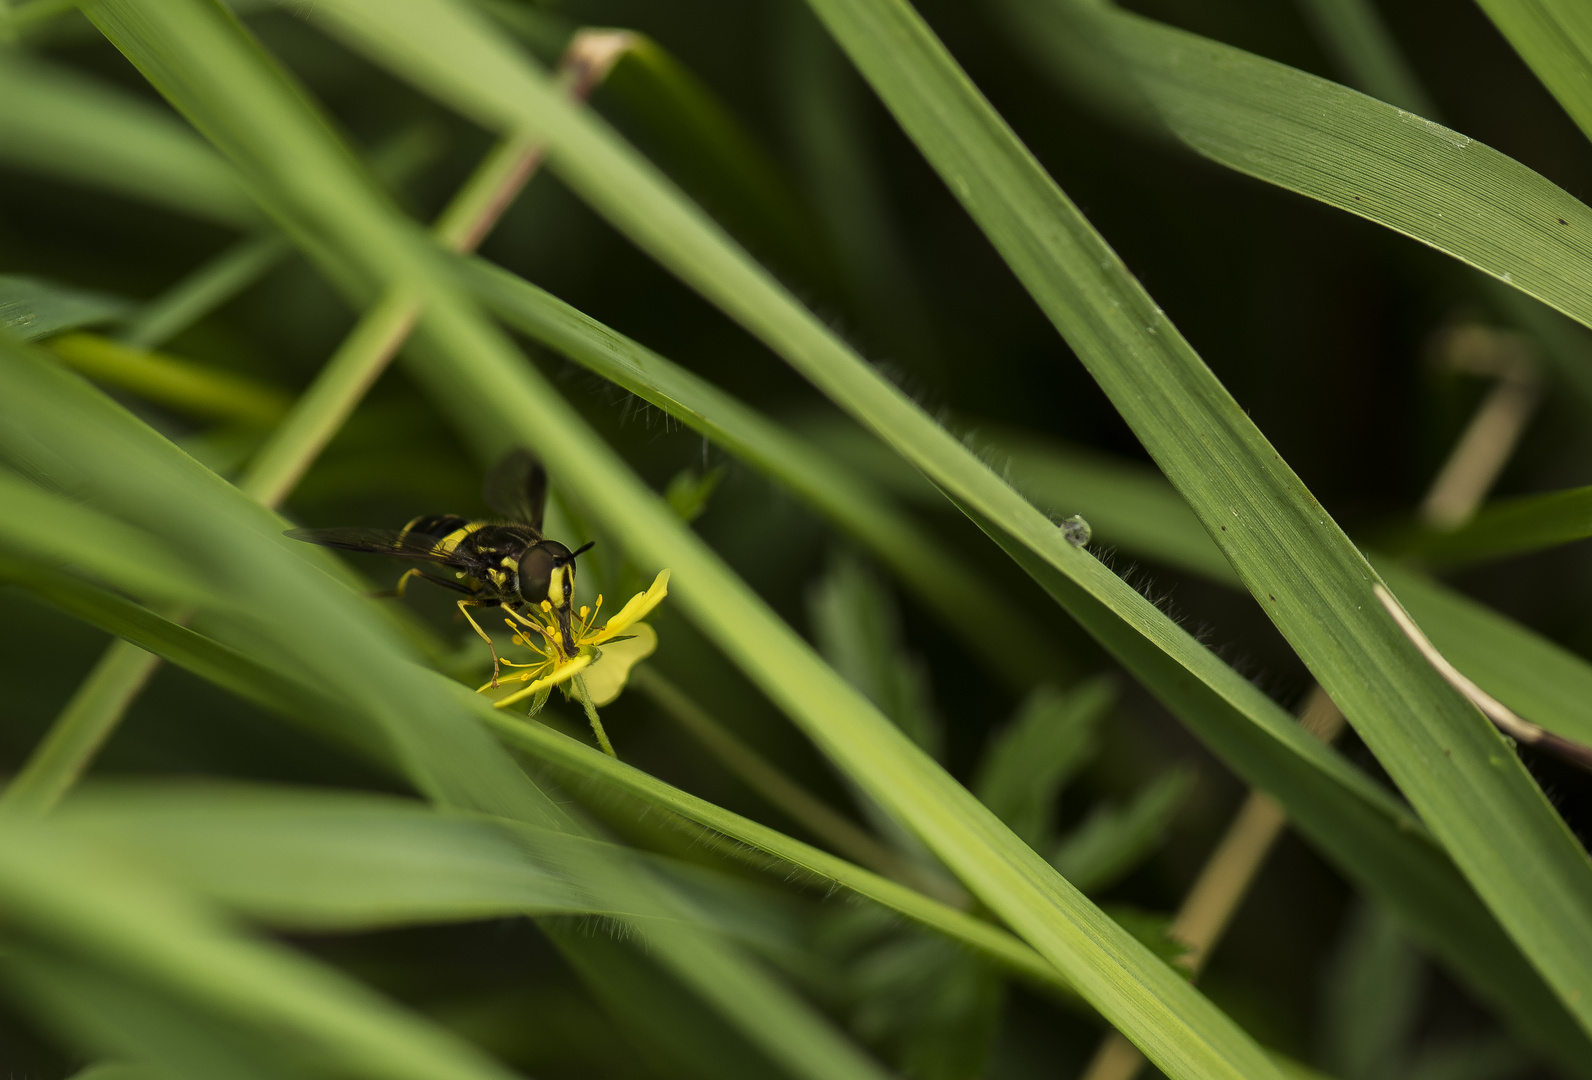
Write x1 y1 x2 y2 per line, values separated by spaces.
518 539 596 654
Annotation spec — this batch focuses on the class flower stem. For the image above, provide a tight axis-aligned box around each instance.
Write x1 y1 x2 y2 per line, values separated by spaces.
573 675 617 757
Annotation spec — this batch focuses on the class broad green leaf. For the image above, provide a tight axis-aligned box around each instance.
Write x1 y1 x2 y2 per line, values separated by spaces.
801 0 1592 1040
1473 0 1592 145
1052 766 1193 896
0 53 256 226
1382 484 1592 567
973 680 1112 848
0 276 132 342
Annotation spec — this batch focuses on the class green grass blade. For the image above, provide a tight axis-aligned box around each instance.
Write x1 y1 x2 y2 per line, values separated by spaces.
54 784 634 929
46 332 291 427
801 0 1592 1035
0 822 525 1080
1383 484 1592 567
998 1 1592 345
1 275 132 341
0 53 256 226
466 259 1070 689
121 235 291 350
1473 0 1592 145
1377 561 1592 748
1052 767 1193 895
245 0 1592 1064
1 333 893 1080
1290 0 1434 113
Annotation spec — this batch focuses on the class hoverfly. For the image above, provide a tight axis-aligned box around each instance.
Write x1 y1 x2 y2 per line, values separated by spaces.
286 450 593 685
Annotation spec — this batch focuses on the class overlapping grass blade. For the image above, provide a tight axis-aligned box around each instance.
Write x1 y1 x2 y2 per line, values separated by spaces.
0 338 892 1080
992 0 1592 373
800 0 1592 1036
0 545 1081 999
465 259 1067 689
81 3 1289 1074
0 53 255 226
1383 485 1592 567
0 821 522 1080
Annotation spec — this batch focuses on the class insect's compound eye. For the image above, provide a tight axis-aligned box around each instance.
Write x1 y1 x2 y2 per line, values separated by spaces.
517 545 557 604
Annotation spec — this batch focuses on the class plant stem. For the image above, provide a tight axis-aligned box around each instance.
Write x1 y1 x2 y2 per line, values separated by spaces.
572 675 616 757
0 33 633 816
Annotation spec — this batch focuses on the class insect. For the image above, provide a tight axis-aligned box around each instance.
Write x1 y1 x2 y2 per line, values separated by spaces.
286 450 593 686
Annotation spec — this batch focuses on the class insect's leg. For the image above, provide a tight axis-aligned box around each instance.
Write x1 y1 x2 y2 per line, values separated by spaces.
378 568 474 600
392 568 424 598
458 599 505 687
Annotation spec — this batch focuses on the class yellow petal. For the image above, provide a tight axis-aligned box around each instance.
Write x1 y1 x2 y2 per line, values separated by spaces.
581 622 657 706
494 652 592 709
596 569 670 642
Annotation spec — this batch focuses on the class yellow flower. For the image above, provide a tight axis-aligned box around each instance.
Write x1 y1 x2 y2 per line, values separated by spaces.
486 569 669 710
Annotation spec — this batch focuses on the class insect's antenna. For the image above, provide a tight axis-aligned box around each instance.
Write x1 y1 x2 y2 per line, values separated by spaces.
570 541 596 560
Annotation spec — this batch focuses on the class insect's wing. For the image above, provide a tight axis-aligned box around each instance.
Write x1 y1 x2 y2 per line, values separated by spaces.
283 527 457 562
483 448 547 533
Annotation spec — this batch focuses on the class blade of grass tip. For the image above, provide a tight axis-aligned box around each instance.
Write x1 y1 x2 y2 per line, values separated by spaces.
120 234 292 351
632 666 967 905
0 40 607 818
45 332 292 427
1288 2 1592 415
1472 0 1592 145
801 0 1592 1037
466 258 1073 689
1 276 133 341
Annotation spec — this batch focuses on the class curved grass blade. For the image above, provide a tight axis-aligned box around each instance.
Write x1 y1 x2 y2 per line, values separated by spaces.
465 258 1070 689
0 822 524 1080
0 53 256 226
83 4 1267 1070
244 0 1592 1065
1382 484 1592 568
799 0 1592 1036
995 0 1592 352
1473 1 1592 145
0 276 132 342
0 335 893 1080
